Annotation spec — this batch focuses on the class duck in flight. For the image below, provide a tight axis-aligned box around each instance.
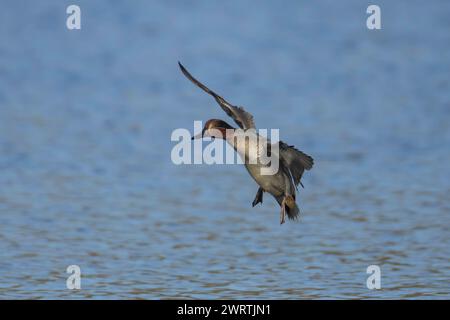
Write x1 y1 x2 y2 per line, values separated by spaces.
179 62 313 224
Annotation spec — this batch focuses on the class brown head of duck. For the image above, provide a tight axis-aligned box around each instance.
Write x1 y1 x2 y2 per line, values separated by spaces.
191 119 235 140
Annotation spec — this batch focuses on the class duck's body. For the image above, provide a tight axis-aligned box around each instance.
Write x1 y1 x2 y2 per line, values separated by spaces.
179 62 313 224
227 128 305 222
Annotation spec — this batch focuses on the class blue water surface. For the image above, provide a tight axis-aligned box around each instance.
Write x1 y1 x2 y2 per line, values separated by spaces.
0 0 449 299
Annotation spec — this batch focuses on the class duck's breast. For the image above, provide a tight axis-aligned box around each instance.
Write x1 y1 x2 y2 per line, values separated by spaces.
229 130 268 164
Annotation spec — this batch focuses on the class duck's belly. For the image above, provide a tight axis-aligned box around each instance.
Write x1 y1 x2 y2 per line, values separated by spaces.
244 163 286 196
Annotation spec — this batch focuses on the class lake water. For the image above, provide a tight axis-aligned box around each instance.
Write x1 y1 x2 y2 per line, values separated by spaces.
0 0 449 299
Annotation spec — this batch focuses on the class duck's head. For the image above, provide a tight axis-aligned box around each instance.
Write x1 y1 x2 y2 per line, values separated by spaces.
192 119 234 140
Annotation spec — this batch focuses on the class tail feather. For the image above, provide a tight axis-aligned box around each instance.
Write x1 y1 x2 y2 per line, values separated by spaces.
286 202 300 220
275 196 300 221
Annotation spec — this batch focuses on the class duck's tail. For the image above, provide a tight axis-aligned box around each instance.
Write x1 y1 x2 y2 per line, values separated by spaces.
276 196 300 221
286 201 300 220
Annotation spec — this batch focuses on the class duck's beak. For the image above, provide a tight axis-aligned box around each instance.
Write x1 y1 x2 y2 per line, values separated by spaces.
191 132 203 140
191 128 205 140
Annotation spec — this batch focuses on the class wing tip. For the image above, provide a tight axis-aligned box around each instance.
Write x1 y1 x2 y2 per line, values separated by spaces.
178 61 187 74
303 155 314 170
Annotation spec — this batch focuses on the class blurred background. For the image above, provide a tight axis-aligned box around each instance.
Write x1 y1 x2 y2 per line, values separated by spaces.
0 0 449 299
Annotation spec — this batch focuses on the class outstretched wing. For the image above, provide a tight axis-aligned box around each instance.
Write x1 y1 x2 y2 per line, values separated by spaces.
178 62 255 130
279 141 314 188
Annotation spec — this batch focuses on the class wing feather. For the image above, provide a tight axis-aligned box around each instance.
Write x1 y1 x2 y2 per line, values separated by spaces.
279 141 314 188
178 62 255 130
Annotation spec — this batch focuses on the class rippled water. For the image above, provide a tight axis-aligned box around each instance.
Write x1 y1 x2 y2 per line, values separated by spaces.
0 1 449 299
